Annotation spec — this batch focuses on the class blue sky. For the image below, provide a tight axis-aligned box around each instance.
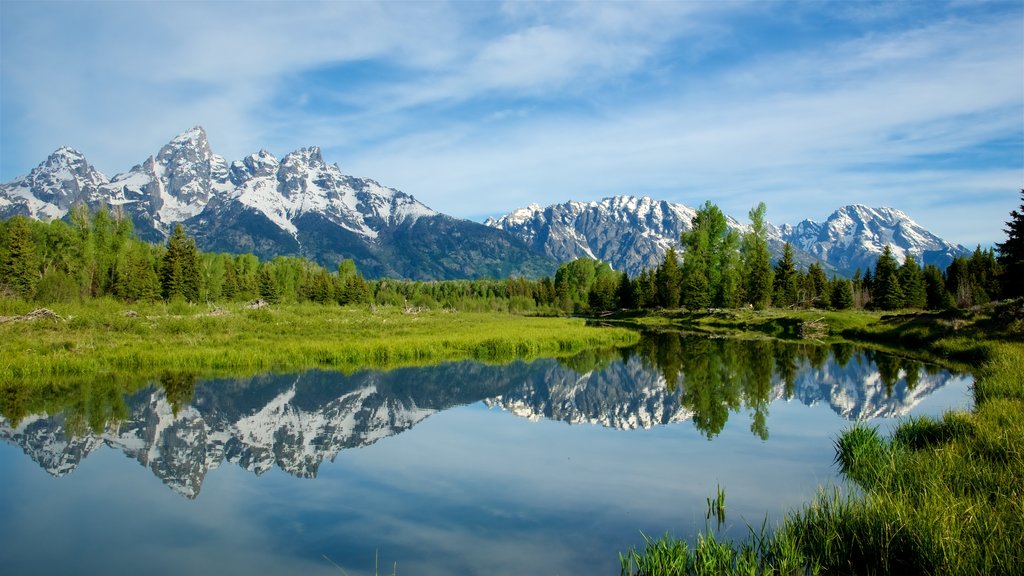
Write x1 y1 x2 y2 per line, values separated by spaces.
1 1 1021 247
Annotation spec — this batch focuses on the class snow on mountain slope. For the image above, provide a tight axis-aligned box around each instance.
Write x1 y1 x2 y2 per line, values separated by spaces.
489 196 968 276
778 204 969 274
0 147 109 219
486 195 705 276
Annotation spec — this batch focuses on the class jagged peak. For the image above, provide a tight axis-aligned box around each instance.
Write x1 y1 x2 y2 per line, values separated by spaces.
281 146 324 167
170 125 208 145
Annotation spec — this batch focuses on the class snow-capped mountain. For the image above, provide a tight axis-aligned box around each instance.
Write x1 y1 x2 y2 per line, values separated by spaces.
0 127 556 279
485 196 703 277
487 196 969 276
778 205 970 275
0 147 109 220
0 341 964 497
3 128 970 279
486 196 832 277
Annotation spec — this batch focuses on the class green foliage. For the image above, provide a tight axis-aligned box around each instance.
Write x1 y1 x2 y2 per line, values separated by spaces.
0 216 39 297
872 245 904 310
257 264 280 304
160 224 202 302
996 189 1024 298
898 254 927 309
655 247 682 308
828 278 854 310
923 264 954 310
741 202 773 310
771 242 798 308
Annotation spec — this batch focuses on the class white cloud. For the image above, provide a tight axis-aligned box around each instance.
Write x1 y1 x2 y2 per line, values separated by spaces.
1 1 1020 248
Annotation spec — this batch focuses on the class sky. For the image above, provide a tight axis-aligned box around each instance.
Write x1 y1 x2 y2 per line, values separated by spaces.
1 1 1021 248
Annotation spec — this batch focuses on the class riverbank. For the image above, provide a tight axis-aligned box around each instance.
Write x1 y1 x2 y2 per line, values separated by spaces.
619 300 1024 574
0 298 638 384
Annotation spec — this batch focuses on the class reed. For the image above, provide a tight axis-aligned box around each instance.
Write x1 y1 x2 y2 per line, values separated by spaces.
620 302 1024 574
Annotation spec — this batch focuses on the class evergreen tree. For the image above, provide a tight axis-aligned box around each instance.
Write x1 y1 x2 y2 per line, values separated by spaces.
160 224 202 302
923 264 954 310
898 255 927 309
655 247 682 308
741 202 773 309
257 265 279 304
968 246 1001 303
945 256 973 308
114 242 159 302
806 262 829 308
615 272 636 309
680 201 738 308
0 216 38 298
829 278 854 310
772 242 798 308
872 245 903 310
996 189 1024 298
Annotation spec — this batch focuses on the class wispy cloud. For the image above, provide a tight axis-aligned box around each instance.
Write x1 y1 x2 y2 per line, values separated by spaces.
1 0 1020 247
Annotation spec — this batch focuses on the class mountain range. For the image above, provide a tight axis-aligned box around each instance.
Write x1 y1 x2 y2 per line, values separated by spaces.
0 347 960 498
1 127 970 278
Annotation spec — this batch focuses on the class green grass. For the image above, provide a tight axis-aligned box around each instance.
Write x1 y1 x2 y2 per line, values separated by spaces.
620 301 1024 575
0 298 638 384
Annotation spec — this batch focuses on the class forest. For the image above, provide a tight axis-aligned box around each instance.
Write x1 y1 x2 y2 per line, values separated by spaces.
0 197 1019 315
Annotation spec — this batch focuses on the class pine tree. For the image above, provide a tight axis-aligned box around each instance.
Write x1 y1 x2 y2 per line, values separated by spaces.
114 242 159 302
160 224 202 302
898 255 927 309
257 265 279 304
656 247 682 308
923 264 954 310
772 242 798 308
996 189 1024 298
806 262 829 308
873 245 903 310
829 278 854 310
0 216 38 298
741 202 773 310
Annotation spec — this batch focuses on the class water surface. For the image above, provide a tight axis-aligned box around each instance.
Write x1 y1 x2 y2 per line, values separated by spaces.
0 334 973 575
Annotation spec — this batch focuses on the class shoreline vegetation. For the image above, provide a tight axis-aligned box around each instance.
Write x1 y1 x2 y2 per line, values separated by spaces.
0 298 640 383
618 300 1024 575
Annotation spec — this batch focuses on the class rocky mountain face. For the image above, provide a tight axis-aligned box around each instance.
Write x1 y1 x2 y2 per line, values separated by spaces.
0 147 109 221
487 196 970 277
0 346 963 498
3 127 970 279
0 127 555 279
778 205 970 275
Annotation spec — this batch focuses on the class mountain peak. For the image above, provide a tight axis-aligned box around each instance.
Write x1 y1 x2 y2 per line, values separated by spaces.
170 125 208 145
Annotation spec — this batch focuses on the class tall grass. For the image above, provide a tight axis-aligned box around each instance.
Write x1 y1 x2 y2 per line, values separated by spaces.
620 303 1024 575
0 298 638 385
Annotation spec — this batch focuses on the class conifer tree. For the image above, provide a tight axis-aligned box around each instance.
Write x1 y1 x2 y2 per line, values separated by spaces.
160 224 202 302
996 189 1024 298
0 216 39 298
772 242 798 308
873 245 904 310
655 247 682 308
257 265 279 304
923 264 954 310
741 202 773 309
898 254 927 309
829 278 854 310
114 242 160 302
806 262 829 308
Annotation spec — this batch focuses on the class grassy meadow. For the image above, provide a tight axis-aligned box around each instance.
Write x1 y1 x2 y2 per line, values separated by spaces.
0 298 639 384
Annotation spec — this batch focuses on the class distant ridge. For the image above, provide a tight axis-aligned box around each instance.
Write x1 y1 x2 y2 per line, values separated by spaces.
487 196 970 276
2 128 969 279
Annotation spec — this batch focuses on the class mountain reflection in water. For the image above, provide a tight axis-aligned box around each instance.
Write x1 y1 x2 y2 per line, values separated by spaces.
1 334 967 498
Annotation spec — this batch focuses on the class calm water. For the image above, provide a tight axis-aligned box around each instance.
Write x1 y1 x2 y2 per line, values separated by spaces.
0 334 973 575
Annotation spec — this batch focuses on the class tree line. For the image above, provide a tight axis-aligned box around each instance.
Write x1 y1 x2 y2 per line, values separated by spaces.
1 192 1021 314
